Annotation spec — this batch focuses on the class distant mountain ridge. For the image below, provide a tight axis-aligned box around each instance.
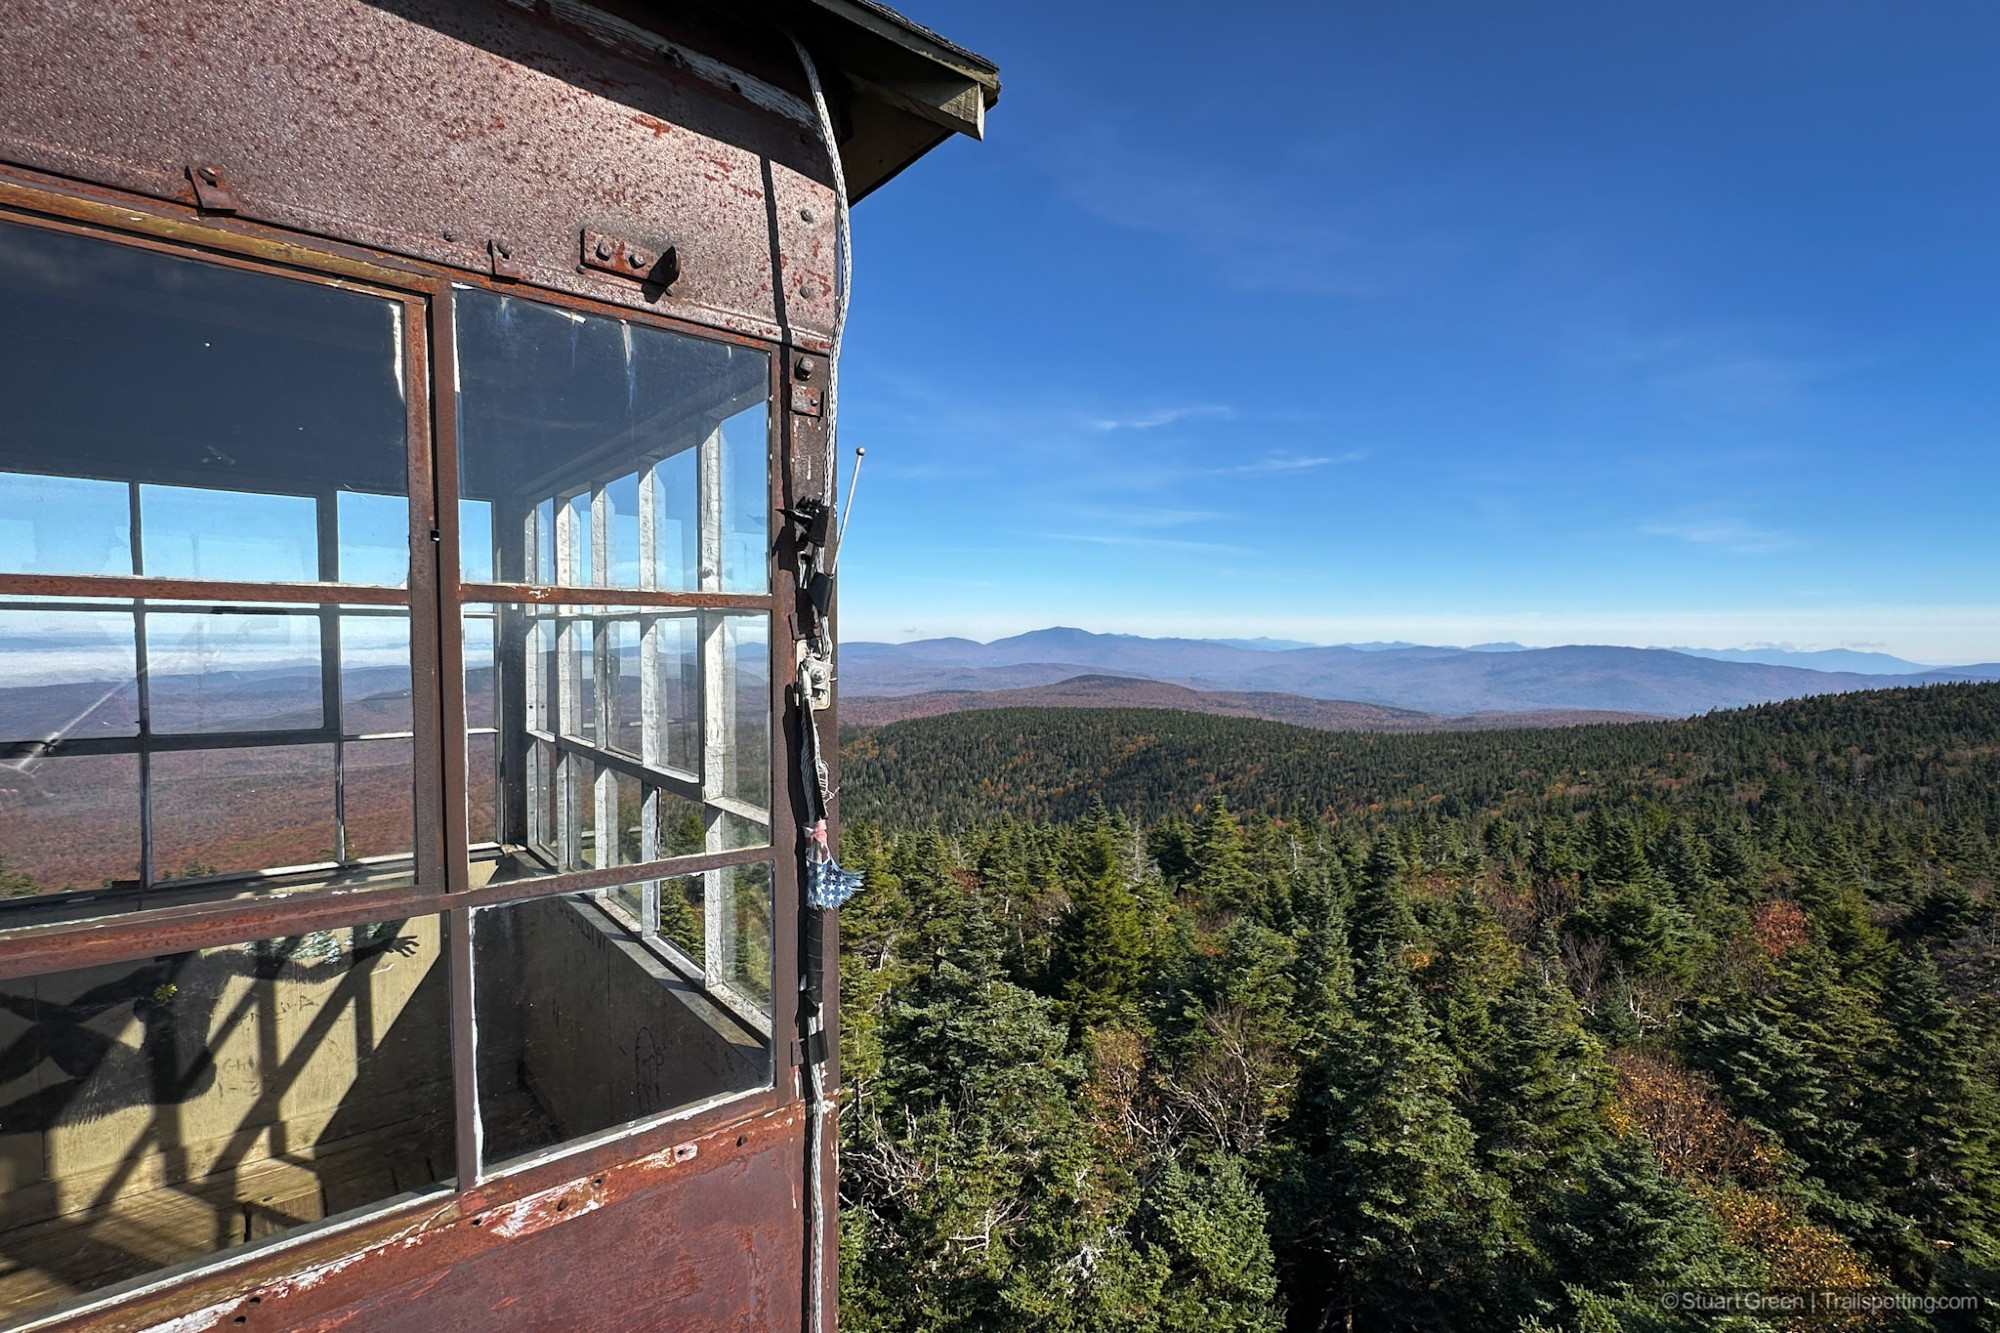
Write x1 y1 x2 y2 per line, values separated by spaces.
841 674 1655 732
842 628 2000 719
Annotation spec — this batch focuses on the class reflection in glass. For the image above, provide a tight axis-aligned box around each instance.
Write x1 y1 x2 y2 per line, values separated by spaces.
0 916 452 1324
459 499 495 584
651 449 697 592
474 892 770 1171
141 484 319 583
145 612 322 734
453 287 769 590
0 473 130 577
0 218 409 568
0 607 139 743
0 755 139 894
719 403 768 592
336 491 408 586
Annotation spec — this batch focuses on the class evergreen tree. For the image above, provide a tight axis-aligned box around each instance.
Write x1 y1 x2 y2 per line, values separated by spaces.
1053 828 1149 1032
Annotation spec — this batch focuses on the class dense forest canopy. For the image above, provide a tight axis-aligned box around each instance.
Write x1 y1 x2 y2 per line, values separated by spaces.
833 683 2000 1331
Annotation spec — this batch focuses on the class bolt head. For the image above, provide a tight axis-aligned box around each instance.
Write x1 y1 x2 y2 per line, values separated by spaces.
595 236 613 259
796 356 817 380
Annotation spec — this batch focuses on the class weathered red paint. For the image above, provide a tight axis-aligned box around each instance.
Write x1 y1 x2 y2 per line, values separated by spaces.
0 0 839 346
29 1106 812 1333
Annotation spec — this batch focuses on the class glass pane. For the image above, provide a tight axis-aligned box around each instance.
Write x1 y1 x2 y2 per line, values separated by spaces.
453 287 769 590
342 613 412 735
716 861 774 1012
572 620 597 745
474 891 770 1171
604 617 641 757
466 605 766 890
607 768 643 866
0 606 139 743
650 612 699 774
0 755 139 896
718 811 771 852
145 611 322 734
650 449 698 592
719 402 768 592
336 491 408 586
659 791 706 858
714 613 769 808
0 915 452 1324
467 731 498 848
560 493 591 586
459 498 495 584
141 484 318 583
342 737 414 860
462 613 496 733
150 744 336 878
0 473 130 576
0 219 408 586
657 874 704 961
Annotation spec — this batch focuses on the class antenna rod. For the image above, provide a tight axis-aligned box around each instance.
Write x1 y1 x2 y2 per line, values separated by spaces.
830 447 865 574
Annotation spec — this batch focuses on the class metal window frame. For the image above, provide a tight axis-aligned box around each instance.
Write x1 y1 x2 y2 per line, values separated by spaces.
0 172 802 1250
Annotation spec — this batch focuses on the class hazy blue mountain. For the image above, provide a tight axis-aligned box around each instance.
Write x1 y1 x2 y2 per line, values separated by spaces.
839 628 1999 718
1670 646 1933 674
1211 637 1323 651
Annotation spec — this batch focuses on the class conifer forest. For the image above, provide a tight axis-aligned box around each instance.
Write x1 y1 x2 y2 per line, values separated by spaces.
832 683 2000 1331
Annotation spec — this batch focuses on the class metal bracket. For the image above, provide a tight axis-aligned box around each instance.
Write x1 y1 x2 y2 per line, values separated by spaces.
789 384 825 417
581 228 678 288
488 239 523 281
186 164 239 214
800 647 834 711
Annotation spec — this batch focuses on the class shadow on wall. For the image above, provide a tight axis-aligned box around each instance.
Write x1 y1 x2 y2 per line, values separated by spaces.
0 920 454 1319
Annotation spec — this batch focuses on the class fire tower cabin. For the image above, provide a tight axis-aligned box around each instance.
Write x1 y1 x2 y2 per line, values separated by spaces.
0 2 995 1328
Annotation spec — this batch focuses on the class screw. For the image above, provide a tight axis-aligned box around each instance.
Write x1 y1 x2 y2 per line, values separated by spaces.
800 207 816 224
199 166 219 184
442 229 456 241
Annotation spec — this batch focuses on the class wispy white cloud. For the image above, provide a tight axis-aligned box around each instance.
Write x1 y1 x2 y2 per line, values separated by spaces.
1642 516 1796 555
1088 404 1234 432
1050 125 1476 298
1217 450 1368 475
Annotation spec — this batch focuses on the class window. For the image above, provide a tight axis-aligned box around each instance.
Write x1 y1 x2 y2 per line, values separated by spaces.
0 209 785 1319
0 217 421 915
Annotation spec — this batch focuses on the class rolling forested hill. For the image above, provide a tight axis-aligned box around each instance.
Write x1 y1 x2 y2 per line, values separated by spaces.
841 681 2000 830
833 683 2000 1332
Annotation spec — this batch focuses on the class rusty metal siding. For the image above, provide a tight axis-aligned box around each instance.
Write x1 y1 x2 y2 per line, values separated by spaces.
26 1106 811 1332
0 0 838 348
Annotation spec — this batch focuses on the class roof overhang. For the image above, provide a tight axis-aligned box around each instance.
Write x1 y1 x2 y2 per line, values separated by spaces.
687 0 1000 200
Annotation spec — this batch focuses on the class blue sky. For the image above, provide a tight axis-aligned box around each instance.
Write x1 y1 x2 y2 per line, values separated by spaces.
833 1 2000 663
